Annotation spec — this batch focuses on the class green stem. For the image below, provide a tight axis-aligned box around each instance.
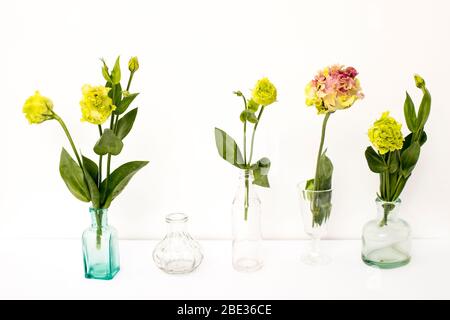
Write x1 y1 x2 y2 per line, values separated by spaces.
244 170 249 221
98 125 103 188
105 87 117 194
126 72 134 92
380 206 389 227
248 106 265 165
313 112 331 191
114 115 119 134
379 202 395 227
53 113 82 168
98 155 103 188
242 95 248 165
95 210 103 250
241 95 249 221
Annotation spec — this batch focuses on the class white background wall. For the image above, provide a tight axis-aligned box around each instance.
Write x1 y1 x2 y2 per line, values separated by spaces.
0 0 449 240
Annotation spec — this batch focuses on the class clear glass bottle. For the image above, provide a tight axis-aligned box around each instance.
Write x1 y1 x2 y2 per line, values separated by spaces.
153 213 203 274
82 208 120 280
362 198 411 269
232 170 263 272
298 182 332 266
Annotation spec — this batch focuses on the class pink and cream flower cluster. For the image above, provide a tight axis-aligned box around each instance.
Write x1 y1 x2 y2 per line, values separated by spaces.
305 65 364 114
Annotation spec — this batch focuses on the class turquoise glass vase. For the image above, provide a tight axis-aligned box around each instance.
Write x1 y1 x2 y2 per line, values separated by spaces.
82 208 120 280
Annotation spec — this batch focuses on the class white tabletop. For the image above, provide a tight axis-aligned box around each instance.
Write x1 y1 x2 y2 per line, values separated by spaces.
0 239 447 299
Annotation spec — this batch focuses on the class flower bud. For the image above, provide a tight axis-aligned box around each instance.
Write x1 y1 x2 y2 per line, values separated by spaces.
128 56 139 73
414 74 425 89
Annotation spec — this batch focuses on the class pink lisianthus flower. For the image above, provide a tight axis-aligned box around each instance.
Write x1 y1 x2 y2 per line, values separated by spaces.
305 65 364 114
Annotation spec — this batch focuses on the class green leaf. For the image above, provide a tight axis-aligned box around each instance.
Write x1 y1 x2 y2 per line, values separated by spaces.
305 179 315 191
81 155 100 208
59 148 90 202
365 147 388 173
214 128 245 168
400 141 420 177
100 161 149 208
392 176 407 200
306 152 333 226
403 131 427 153
111 56 121 84
419 131 427 146
311 193 332 226
247 99 259 112
252 157 271 188
115 93 139 114
116 108 138 140
240 110 258 124
388 151 399 174
94 129 124 156
404 92 417 132
101 59 111 82
108 82 122 106
402 133 413 152
316 151 333 190
417 88 431 130
82 155 98 183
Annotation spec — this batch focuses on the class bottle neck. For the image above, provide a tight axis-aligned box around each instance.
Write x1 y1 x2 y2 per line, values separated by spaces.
376 198 401 222
238 170 255 187
166 213 188 233
90 208 108 228
239 169 254 180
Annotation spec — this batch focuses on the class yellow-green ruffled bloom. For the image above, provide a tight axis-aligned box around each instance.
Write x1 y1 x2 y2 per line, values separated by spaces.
80 85 115 125
368 111 404 155
128 56 139 73
22 91 54 124
251 77 277 106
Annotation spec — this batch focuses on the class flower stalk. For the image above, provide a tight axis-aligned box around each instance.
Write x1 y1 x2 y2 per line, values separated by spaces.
313 112 331 191
364 74 431 227
215 78 276 222
305 65 364 227
22 55 148 255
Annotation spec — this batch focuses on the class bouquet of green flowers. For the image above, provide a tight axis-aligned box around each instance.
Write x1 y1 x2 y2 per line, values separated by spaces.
304 65 364 226
22 56 148 233
365 74 431 226
214 78 277 220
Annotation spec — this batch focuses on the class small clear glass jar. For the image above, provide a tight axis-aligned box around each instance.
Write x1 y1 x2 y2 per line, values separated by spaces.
153 213 203 274
362 198 411 269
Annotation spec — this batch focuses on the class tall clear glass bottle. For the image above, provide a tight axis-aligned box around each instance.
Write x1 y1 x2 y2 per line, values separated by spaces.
82 208 120 280
232 170 263 272
362 198 411 269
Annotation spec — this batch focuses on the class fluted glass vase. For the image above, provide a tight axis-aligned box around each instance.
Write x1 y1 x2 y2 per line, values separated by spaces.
82 208 120 280
298 183 332 266
362 198 411 269
153 213 203 274
232 170 263 272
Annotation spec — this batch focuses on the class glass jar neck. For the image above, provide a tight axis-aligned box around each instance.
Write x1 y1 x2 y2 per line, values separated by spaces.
237 170 255 190
90 208 108 228
166 213 188 233
376 198 401 222
239 169 254 181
